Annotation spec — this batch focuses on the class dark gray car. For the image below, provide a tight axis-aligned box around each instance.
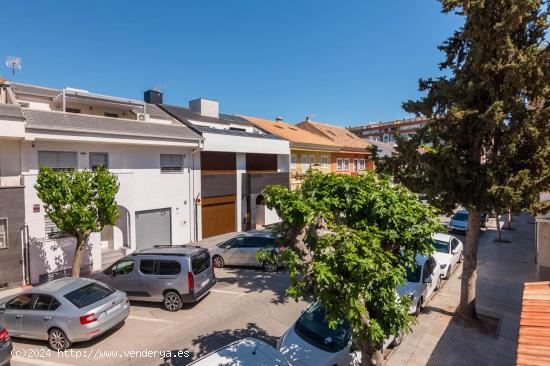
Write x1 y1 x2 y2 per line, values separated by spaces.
0 323 12 366
96 245 216 311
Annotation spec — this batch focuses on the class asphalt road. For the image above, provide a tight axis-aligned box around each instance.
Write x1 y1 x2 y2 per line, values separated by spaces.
9 267 308 366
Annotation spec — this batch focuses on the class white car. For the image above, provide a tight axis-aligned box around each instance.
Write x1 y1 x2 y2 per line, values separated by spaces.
277 302 401 366
190 337 292 366
397 254 443 315
430 233 463 279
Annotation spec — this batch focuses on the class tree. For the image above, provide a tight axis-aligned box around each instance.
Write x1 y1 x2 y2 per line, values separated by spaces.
262 171 442 365
35 166 120 277
379 0 549 319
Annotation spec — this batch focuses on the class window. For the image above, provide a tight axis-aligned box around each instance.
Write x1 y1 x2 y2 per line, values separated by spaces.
336 158 343 171
32 294 60 311
114 260 135 275
359 159 366 171
229 237 246 248
309 155 315 166
158 260 181 275
104 112 118 118
139 260 156 275
64 283 115 309
290 155 297 169
353 159 358 172
301 155 308 166
6 294 34 310
229 127 246 132
65 108 80 114
320 156 329 168
38 151 78 171
89 152 109 170
343 159 350 171
451 238 459 251
0 218 7 249
160 154 183 173
44 215 69 239
191 251 211 275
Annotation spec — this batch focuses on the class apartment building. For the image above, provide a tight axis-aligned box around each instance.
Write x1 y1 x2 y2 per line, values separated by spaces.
0 81 203 285
241 116 340 189
296 117 373 173
349 117 428 144
157 96 290 237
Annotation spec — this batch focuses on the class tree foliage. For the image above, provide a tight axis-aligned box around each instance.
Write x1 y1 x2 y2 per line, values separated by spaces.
378 0 549 318
35 166 119 277
262 171 442 364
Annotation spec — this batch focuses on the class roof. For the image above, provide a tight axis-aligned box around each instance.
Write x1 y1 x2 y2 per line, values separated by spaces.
0 104 24 119
241 115 339 151
33 277 95 294
159 104 252 127
134 245 205 256
23 109 202 142
517 281 550 366
193 125 283 140
297 120 370 152
366 140 395 157
9 82 61 99
432 233 454 242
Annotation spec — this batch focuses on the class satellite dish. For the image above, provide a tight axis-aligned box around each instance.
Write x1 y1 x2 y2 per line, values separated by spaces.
5 56 22 76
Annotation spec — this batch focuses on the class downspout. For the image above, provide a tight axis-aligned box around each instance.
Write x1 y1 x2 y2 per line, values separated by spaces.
62 88 66 112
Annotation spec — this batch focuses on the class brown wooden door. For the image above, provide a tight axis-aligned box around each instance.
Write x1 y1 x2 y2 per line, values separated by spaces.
202 195 236 238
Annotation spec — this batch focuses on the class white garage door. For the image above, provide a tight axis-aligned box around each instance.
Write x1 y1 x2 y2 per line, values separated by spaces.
135 208 171 251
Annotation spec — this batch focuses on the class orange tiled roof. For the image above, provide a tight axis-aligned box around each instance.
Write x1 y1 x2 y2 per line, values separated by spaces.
517 281 550 366
297 120 370 151
240 115 339 151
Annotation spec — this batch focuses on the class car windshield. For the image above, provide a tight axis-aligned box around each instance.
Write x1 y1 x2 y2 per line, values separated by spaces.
64 283 115 309
295 302 350 352
452 212 468 222
406 265 422 283
433 240 449 253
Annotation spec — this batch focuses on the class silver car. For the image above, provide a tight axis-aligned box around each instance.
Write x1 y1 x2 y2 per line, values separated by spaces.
398 254 443 315
210 231 282 272
0 278 129 351
96 245 216 311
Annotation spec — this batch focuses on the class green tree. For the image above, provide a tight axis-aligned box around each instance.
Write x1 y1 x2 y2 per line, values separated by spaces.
379 0 549 319
35 166 120 277
262 171 442 365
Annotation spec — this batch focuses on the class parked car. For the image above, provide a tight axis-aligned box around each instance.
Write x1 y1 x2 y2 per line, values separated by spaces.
189 337 292 366
398 254 443 315
210 231 283 272
430 233 463 279
277 302 401 366
0 323 12 366
96 245 215 311
0 278 129 351
447 210 487 233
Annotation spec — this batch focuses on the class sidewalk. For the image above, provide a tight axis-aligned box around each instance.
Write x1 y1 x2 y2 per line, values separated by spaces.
387 213 537 366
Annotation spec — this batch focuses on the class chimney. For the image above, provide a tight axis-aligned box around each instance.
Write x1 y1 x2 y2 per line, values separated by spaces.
189 98 219 118
275 116 283 122
305 115 312 122
144 90 163 104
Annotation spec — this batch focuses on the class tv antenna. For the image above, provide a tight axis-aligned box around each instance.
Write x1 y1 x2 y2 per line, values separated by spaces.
153 83 167 93
5 56 22 76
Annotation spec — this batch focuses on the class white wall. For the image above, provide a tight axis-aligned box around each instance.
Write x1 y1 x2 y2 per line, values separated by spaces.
22 140 198 278
0 139 21 185
203 133 290 154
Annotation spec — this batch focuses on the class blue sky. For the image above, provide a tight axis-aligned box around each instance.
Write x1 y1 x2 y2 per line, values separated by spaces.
2 1 462 126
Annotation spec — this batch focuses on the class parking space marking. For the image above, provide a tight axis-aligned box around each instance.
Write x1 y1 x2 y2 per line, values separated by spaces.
11 356 74 366
210 289 246 297
127 315 174 323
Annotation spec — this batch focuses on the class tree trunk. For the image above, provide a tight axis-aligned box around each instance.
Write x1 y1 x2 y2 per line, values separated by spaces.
457 208 481 320
71 235 89 278
495 210 502 242
359 339 384 366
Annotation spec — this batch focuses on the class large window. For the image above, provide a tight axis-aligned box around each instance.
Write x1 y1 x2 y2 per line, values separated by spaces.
0 218 7 249
160 154 183 173
38 151 77 171
320 156 329 169
64 283 114 309
359 159 366 171
336 158 343 171
89 152 109 170
343 159 350 171
290 155 297 170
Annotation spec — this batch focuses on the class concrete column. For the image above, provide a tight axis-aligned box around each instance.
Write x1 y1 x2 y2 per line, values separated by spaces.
236 153 246 232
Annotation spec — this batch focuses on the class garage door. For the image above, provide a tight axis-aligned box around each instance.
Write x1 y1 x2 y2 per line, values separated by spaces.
202 195 236 238
135 208 171 251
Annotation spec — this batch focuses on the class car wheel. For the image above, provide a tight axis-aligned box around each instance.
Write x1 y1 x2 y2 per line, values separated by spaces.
390 332 403 348
48 328 71 351
459 252 464 263
446 267 451 279
163 291 183 312
415 298 423 316
435 276 442 291
213 255 225 268
262 261 278 273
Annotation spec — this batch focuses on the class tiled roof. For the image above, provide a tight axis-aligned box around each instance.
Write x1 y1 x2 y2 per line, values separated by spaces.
23 109 202 142
517 281 550 366
240 115 339 151
0 104 24 119
159 104 252 126
10 82 61 99
297 120 370 152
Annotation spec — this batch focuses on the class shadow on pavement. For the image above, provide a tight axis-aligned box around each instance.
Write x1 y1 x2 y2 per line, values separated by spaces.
161 322 277 366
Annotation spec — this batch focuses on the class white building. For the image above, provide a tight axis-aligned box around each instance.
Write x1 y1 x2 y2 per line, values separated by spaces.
3 82 203 284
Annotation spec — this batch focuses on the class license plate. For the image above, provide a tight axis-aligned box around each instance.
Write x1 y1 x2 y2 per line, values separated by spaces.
200 278 210 288
106 303 121 315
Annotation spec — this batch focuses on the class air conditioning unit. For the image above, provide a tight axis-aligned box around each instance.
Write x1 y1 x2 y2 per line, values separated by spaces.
136 113 149 122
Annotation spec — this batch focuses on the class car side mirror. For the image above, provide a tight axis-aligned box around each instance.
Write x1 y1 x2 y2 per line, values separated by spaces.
451 249 458 255
423 276 432 284
0 303 5 313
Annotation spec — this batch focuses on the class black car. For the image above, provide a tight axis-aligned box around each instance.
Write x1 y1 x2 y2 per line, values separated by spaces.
0 323 12 366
